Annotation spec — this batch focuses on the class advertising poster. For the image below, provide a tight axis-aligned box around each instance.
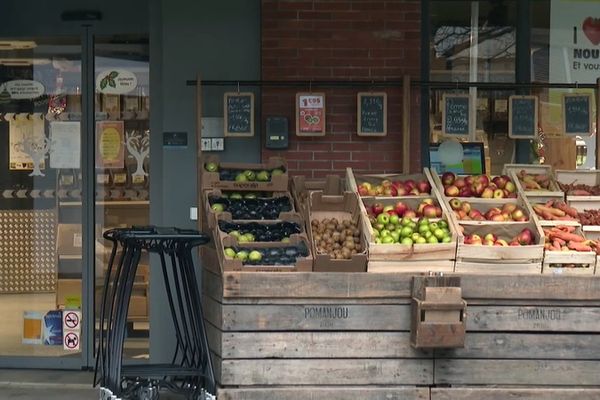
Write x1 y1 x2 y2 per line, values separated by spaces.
297 93 325 135
96 121 124 169
9 118 46 171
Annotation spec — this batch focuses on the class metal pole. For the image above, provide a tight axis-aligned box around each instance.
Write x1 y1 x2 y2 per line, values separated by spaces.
468 1 479 142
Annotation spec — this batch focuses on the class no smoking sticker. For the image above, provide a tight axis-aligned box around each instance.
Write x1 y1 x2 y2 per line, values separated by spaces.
63 311 81 330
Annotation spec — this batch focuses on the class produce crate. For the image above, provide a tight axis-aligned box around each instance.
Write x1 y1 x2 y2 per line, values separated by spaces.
583 225 600 240
448 196 534 226
201 155 288 192
426 169 517 204
290 175 344 219
204 189 295 229
217 234 313 272
346 167 435 199
454 222 544 274
542 225 597 275
530 199 581 226
307 192 368 273
555 169 600 211
361 195 457 273
503 164 564 200
214 212 306 243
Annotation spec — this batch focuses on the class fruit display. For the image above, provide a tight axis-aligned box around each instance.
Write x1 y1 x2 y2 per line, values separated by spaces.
543 225 600 253
462 227 536 247
356 178 432 197
439 172 517 199
310 218 363 259
532 200 578 221
515 170 556 191
223 243 310 265
202 156 288 191
208 195 293 220
218 220 302 242
365 198 443 220
577 209 600 226
368 215 452 245
450 198 528 222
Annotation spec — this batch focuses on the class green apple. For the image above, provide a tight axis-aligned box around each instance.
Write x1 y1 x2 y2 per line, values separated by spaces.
382 235 395 244
377 213 390 224
424 231 433 239
418 224 430 235
230 192 243 199
235 250 249 261
204 162 218 172
256 170 270 182
442 236 452 243
401 226 413 238
242 233 255 242
211 203 225 212
390 231 400 242
389 214 400 225
224 248 236 258
271 168 284 176
411 233 421 242
243 170 256 181
401 217 412 226
433 228 446 240
419 217 429 226
244 193 257 199
415 237 427 244
401 237 414 245
379 229 391 238
429 222 439 230
235 173 248 182
375 237 382 244
409 222 417 230
372 229 380 238
281 237 291 243
427 236 439 244
248 250 262 262
438 220 448 229
229 230 241 238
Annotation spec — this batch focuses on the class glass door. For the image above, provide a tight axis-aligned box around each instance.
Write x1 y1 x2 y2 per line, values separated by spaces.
0 36 85 367
93 36 150 361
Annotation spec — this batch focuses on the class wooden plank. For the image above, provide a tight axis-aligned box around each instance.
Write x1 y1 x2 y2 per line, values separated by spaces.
218 358 433 386
467 306 600 332
205 321 222 357
435 359 600 385
437 333 600 359
219 386 430 400
203 268 224 301
219 331 430 359
455 261 542 275
221 271 413 299
202 295 223 329
368 260 455 273
432 387 600 400
215 301 411 331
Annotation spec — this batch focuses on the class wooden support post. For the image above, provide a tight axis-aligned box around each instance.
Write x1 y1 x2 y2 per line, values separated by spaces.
403 75 411 174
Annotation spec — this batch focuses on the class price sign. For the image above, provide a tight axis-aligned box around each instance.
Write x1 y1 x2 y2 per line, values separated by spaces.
442 94 470 137
563 93 593 136
509 95 538 139
357 92 387 136
296 92 326 136
224 92 254 137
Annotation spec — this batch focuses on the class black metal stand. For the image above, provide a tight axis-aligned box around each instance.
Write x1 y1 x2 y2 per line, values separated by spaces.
94 226 215 400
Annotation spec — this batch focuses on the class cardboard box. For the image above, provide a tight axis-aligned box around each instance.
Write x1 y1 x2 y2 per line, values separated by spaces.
128 295 148 318
56 279 82 309
290 175 344 218
308 191 368 272
57 224 82 256
202 155 288 192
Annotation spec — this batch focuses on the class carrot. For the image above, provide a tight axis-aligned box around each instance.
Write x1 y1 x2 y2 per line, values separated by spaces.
568 242 593 252
554 225 577 233
535 204 566 217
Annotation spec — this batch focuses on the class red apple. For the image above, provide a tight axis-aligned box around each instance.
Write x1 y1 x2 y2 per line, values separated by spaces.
495 239 509 246
465 176 474 186
491 214 506 222
368 188 378 196
383 205 394 214
493 189 505 199
477 175 490 186
492 176 507 189
395 201 408 216
507 192 518 199
423 205 438 218
449 198 462 211
454 178 467 189
358 186 369 196
376 185 385 195
404 179 416 191
381 179 392 188
371 203 384 215
422 198 435 205
383 186 398 196
501 212 511 221
441 172 456 186
461 201 472 214
396 187 408 196
445 185 460 197
502 203 517 214
517 228 534 245
457 210 468 220
435 206 443 217
404 210 417 219
509 240 521 246
417 180 431 194
511 208 525 220
409 188 420 196
469 209 483 218
505 181 516 193
472 182 485 196
459 187 473 197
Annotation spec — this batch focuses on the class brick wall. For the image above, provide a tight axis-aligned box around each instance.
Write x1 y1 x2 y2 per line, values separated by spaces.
261 0 422 178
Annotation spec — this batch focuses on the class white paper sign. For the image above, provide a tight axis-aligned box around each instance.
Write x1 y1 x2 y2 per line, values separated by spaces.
9 118 45 170
96 69 137 95
50 121 81 169
0 80 44 99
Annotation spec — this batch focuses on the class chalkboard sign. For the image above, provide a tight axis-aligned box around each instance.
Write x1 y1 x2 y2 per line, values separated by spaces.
442 94 470 137
357 92 387 136
508 95 538 139
224 92 254 137
563 93 592 136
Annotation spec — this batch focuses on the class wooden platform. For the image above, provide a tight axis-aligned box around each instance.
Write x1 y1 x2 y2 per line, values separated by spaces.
201 265 600 398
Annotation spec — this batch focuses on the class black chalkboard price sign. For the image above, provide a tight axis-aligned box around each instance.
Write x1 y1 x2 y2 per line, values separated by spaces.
442 94 470 137
357 92 387 136
563 93 592 136
508 95 538 139
224 92 254 137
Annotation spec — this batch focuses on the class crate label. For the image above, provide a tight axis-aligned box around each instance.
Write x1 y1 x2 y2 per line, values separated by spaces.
517 307 562 329
304 306 349 328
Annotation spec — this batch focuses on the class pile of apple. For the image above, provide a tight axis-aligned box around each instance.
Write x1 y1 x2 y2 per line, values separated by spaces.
204 161 285 183
441 172 517 199
450 198 528 222
463 228 536 247
357 178 431 197
370 215 452 245
367 199 443 220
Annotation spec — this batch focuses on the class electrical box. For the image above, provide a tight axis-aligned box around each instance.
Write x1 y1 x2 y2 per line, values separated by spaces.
265 117 289 149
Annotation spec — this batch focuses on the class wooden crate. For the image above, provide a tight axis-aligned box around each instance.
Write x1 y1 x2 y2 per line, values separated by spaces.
289 175 344 219
201 155 288 192
427 169 516 204
346 167 435 199
543 225 597 274
555 169 600 211
203 270 600 398
454 260 542 275
449 196 534 226
504 163 564 200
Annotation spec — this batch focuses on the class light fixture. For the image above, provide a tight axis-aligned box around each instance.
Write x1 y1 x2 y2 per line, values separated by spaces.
0 41 37 50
